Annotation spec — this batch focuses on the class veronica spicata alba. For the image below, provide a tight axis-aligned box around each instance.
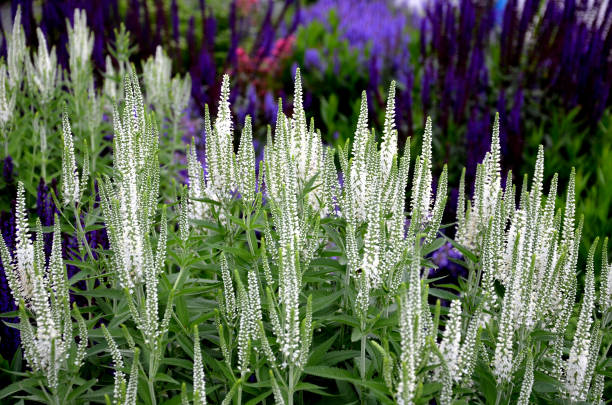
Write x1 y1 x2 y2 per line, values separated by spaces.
67 9 94 91
7 6 26 90
61 112 81 205
26 28 58 104
0 185 86 390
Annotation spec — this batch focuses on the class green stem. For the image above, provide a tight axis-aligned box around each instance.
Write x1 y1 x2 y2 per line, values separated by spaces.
73 203 96 320
73 204 95 264
40 109 47 182
172 116 179 150
41 150 47 181
494 385 503 405
149 352 158 405
245 209 257 256
360 321 367 405
148 379 157 405
90 127 97 174
360 333 366 381
288 365 295 405
344 261 351 311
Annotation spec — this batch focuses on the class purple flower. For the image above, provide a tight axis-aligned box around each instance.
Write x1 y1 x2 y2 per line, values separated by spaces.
264 91 278 124
421 61 434 113
3 156 14 184
36 178 59 259
0 205 19 359
430 242 466 279
300 0 409 68
304 48 325 72
171 0 179 45
466 108 492 181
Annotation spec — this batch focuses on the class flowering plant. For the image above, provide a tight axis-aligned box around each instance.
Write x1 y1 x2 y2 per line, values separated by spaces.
0 9 610 405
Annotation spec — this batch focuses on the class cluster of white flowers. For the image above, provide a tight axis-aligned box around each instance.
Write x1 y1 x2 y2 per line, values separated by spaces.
193 73 459 403
2 6 106 182
192 325 207 405
261 74 324 374
143 46 173 112
0 7 24 134
67 9 94 92
57 52 612 402
61 112 82 205
339 86 446 330
452 118 607 400
601 237 611 313
142 45 191 124
102 324 141 405
7 7 26 90
0 64 16 130
237 116 256 204
170 73 192 120
99 71 170 357
565 240 599 401
187 82 252 224
26 28 58 104
455 114 503 251
99 71 161 290
3 10 608 398
0 183 86 390
187 72 319 388
208 75 238 197
395 253 426 405
216 253 267 404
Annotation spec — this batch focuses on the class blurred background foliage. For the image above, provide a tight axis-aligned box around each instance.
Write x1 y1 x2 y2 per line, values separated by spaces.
0 0 610 265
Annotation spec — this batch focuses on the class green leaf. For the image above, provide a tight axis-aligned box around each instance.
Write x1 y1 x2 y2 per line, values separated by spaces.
303 366 390 396
428 288 458 301
320 350 362 366
244 390 272 405
66 378 98 402
308 333 338 367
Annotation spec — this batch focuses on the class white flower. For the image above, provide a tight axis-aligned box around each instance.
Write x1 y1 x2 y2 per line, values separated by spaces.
61 113 81 205
67 9 94 87
220 254 237 322
171 73 191 118
380 80 397 179
565 240 598 401
143 46 172 112
349 91 370 223
26 28 58 104
456 113 502 250
439 300 462 380
102 325 126 404
0 64 16 127
7 6 26 90
517 354 534 405
187 141 210 220
193 326 207 405
0 186 79 390
237 116 256 204
600 238 611 313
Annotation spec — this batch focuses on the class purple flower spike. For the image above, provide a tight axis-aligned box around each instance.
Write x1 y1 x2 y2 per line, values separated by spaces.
0 203 19 359
3 156 14 184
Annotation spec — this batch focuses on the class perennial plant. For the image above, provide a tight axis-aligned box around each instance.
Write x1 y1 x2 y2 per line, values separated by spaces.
0 8 610 405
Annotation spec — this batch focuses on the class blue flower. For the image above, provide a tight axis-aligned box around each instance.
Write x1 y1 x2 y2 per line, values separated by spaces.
304 48 325 71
